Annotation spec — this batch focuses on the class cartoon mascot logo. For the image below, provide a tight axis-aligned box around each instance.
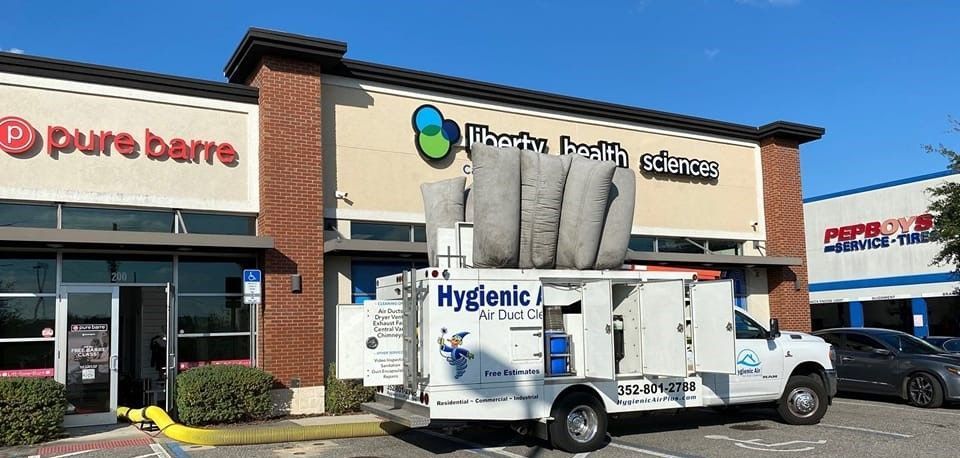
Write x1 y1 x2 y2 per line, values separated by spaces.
438 327 474 379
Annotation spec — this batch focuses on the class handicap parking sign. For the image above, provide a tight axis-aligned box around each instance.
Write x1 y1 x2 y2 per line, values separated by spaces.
243 269 262 304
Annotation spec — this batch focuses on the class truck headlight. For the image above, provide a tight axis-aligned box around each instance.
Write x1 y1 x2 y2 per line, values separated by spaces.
946 366 960 376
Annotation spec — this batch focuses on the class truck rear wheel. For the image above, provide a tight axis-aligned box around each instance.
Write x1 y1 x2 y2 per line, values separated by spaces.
549 392 608 453
777 374 828 425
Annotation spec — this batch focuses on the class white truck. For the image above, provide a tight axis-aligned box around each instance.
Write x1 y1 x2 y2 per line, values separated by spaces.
340 267 837 453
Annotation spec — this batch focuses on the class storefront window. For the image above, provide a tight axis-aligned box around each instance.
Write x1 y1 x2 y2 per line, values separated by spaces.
351 222 413 242
178 296 249 334
177 335 250 366
925 296 960 336
181 213 256 236
628 236 655 252
0 297 55 339
62 255 173 284
0 202 57 229
62 206 175 232
0 341 54 376
351 260 426 303
657 238 706 254
862 299 913 334
177 257 254 294
413 225 427 242
708 240 741 255
0 255 56 293
811 302 850 331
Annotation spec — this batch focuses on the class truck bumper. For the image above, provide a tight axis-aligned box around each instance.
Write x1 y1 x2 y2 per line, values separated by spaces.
824 369 838 401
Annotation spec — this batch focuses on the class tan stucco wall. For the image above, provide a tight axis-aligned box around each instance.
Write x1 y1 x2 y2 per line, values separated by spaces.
0 73 259 213
321 76 764 239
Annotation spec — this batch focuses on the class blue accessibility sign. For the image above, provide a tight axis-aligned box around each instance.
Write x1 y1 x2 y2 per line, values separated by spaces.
243 269 262 283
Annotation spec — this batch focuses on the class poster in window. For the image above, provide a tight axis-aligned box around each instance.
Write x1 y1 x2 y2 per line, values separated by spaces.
67 324 110 384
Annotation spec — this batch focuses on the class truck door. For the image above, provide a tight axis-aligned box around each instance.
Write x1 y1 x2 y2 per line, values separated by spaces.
690 281 736 374
728 310 784 400
638 280 687 377
582 280 615 379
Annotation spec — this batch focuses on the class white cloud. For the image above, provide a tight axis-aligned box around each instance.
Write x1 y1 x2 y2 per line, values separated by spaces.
633 0 651 13
704 48 720 60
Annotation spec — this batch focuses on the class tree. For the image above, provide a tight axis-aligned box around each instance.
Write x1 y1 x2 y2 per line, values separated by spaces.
926 118 960 273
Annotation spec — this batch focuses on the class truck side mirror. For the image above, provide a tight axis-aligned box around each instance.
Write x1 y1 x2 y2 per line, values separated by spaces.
768 318 781 339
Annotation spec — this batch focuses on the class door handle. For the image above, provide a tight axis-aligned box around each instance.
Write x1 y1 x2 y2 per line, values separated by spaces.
111 355 118 371
533 352 543 358
841 356 854 362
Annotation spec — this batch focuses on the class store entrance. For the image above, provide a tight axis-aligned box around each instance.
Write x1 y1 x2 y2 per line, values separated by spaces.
58 283 173 427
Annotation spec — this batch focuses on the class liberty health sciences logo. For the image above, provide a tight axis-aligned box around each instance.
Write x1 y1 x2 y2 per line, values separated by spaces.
412 105 461 160
437 327 474 379
0 116 37 154
736 349 762 377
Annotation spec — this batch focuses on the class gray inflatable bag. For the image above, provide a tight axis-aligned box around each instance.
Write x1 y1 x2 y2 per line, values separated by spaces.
556 155 616 269
519 150 572 269
471 143 521 268
420 176 466 266
464 186 474 223
595 167 636 269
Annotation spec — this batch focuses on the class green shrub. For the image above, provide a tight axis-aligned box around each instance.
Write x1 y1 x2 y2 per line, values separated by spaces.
176 365 275 426
0 377 66 446
325 363 375 415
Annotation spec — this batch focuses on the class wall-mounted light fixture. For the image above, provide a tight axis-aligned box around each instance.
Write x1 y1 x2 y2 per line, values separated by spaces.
291 274 302 293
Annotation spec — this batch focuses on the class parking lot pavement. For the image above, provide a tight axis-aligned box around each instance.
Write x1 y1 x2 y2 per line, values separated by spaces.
105 396 960 458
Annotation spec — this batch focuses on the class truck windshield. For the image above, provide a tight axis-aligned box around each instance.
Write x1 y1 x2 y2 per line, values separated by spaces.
878 333 944 355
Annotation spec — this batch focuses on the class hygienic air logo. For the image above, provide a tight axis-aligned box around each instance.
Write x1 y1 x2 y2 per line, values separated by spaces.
412 105 461 160
438 327 474 379
736 349 762 377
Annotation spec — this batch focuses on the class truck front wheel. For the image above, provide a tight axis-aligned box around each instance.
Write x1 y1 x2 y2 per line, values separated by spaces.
549 392 608 452
776 375 828 425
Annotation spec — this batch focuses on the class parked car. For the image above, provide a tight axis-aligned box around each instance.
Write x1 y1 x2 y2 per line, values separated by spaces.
812 328 960 408
924 336 960 354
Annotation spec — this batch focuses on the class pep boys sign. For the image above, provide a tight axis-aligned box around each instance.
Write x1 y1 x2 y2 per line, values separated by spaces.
0 115 238 165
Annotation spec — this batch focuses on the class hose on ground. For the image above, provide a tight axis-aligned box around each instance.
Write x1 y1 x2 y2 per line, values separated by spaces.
117 406 406 446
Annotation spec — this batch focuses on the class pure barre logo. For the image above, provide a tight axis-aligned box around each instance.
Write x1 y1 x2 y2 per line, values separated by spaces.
0 115 239 166
0 116 37 154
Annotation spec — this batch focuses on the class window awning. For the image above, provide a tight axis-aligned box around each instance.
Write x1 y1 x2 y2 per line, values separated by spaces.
0 227 274 250
625 250 802 267
323 238 801 267
324 238 427 256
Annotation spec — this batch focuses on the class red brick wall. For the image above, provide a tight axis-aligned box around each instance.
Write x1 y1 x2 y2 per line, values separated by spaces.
760 137 811 332
249 56 325 387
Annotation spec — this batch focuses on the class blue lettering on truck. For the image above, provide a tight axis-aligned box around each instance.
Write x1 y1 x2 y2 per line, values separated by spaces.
437 284 542 312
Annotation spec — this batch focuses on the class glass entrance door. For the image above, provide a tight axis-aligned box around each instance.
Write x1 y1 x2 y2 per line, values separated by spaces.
57 286 119 427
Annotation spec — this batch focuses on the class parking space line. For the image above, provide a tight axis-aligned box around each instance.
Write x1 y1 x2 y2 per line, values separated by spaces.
817 423 913 438
608 441 688 458
414 429 527 458
150 443 173 458
834 400 960 417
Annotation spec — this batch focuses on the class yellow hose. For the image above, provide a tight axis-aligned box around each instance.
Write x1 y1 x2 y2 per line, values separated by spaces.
117 406 405 446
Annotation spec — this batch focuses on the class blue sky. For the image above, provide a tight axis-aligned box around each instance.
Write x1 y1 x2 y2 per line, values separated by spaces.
4 1 959 198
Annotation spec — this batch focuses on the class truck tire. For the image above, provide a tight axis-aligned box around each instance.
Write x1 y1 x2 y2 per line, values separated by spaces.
906 372 944 408
776 375 828 425
549 392 608 452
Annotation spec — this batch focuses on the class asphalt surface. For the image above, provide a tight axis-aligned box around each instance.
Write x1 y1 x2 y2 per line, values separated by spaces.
7 394 960 457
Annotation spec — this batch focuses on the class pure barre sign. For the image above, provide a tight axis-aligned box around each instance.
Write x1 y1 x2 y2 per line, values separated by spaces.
0 115 238 165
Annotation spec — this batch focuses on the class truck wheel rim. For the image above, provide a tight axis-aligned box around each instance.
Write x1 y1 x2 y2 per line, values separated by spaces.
567 405 599 443
909 376 933 405
787 387 818 418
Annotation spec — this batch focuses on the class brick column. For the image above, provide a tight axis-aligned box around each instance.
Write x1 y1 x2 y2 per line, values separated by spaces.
249 56 325 389
760 136 811 332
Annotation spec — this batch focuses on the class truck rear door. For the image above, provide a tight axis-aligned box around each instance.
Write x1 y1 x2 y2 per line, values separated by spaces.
690 280 736 374
639 280 687 377
582 280 615 379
